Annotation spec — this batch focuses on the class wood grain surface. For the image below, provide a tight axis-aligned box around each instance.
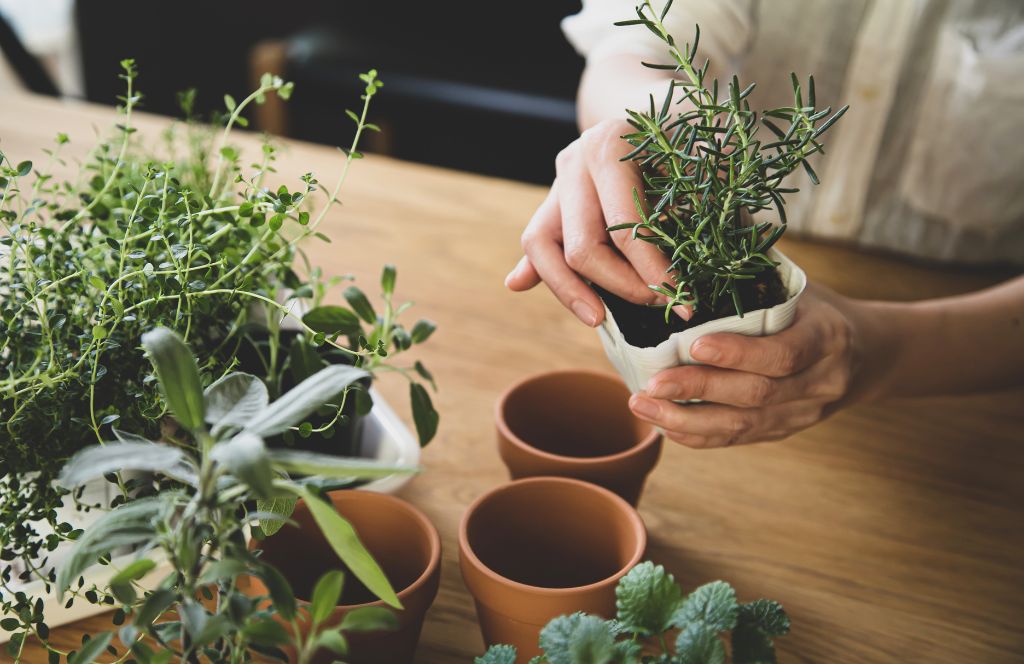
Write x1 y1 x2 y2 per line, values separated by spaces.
3 92 1022 663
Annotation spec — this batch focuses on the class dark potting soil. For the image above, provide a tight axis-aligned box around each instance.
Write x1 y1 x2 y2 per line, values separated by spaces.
596 268 788 348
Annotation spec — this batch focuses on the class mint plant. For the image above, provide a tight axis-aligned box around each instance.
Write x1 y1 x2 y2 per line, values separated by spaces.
611 1 847 322
477 562 790 664
22 327 408 663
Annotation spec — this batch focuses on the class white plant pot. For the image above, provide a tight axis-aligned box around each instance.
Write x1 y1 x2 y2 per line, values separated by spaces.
597 250 807 394
0 392 418 642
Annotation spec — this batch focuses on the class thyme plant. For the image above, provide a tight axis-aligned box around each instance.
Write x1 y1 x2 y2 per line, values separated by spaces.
43 328 409 664
478 561 790 664
613 1 848 320
1 63 437 655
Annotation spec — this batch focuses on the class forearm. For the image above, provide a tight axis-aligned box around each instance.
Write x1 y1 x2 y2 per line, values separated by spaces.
576 53 675 131
850 277 1024 400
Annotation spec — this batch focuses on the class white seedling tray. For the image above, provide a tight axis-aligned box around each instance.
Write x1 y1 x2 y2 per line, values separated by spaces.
598 250 807 394
0 390 419 641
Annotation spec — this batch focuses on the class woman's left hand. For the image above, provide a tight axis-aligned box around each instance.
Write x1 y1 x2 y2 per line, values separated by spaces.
627 284 871 448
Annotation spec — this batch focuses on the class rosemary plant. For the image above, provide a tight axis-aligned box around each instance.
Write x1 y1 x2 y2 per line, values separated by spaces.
0 63 437 656
613 1 848 320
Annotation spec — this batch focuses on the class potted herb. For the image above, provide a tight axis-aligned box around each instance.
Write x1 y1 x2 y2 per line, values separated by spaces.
477 561 791 664
597 2 847 392
247 489 442 663
0 63 437 648
41 327 413 663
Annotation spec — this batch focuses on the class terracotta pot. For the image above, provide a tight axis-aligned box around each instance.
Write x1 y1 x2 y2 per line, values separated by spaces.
249 490 441 664
459 477 646 662
496 369 662 506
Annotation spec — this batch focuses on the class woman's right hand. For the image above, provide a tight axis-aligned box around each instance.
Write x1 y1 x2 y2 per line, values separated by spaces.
504 119 680 327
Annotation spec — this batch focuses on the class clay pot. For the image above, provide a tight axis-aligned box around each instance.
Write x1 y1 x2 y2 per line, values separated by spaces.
250 490 441 664
496 369 662 505
459 477 646 662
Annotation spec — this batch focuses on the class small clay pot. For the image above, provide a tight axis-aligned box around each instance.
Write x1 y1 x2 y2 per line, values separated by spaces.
250 490 441 664
459 477 647 662
496 369 662 505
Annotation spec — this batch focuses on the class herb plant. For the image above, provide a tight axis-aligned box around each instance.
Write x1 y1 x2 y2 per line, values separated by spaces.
1 63 437 657
31 327 408 663
477 561 790 664
612 1 848 320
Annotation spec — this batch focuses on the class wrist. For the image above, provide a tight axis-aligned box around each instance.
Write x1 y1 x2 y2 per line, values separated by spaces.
841 297 919 403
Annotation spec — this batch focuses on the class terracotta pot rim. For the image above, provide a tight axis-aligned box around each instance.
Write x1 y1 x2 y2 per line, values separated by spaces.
496 368 660 466
458 477 647 597
254 490 442 611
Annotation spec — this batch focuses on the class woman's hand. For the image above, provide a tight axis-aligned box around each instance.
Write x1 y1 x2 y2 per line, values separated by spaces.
628 285 872 448
505 119 682 327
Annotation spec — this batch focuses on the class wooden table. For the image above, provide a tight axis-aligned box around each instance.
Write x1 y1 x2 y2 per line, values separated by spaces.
4 92 1023 663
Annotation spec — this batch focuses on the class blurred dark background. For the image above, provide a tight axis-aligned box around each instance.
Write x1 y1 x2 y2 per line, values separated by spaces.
0 0 585 184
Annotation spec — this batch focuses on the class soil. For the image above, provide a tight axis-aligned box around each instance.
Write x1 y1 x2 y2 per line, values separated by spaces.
597 268 788 348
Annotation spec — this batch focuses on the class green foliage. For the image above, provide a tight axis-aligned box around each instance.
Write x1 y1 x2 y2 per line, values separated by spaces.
480 561 789 664
54 329 409 662
613 1 847 319
0 63 438 657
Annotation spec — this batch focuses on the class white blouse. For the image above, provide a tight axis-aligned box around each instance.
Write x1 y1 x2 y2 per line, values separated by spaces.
563 0 1024 266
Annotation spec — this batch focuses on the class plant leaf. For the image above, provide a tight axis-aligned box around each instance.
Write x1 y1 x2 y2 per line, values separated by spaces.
310 570 345 626
339 606 398 633
475 645 518 664
314 628 348 655
204 372 269 434
738 599 790 637
671 580 739 633
141 327 205 431
256 495 297 537
69 632 112 664
675 622 726 664
268 449 416 480
615 561 683 636
538 613 618 664
291 486 401 609
210 432 275 499
409 382 438 446
410 319 436 344
256 563 296 620
343 286 376 323
303 305 362 336
59 442 188 487
288 336 326 384
57 496 168 597
245 365 369 437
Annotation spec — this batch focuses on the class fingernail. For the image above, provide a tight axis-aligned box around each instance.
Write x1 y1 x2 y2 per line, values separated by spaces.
646 380 676 399
673 304 692 321
571 300 599 327
503 270 515 288
691 339 718 362
630 395 659 419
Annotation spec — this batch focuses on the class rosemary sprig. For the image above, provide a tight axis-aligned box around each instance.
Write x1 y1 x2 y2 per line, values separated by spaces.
613 0 848 319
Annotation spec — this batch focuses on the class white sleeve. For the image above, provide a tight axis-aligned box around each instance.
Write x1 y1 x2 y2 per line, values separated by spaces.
562 0 752 69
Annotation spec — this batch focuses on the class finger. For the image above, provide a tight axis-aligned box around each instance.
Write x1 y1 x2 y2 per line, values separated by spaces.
505 255 541 291
520 186 604 327
689 309 826 378
629 394 763 439
584 139 684 313
556 149 655 304
644 364 809 408
659 431 721 449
